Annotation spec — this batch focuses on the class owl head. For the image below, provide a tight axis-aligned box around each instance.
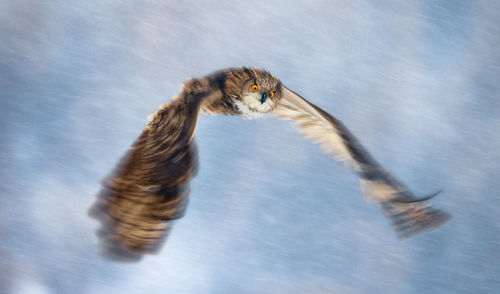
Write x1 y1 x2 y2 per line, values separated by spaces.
229 67 282 119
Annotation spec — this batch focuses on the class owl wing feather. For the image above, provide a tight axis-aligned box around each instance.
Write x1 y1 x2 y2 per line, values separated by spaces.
273 86 451 238
89 88 219 261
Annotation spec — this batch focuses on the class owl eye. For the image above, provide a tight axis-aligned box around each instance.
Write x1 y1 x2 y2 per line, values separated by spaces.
270 91 275 98
251 84 259 92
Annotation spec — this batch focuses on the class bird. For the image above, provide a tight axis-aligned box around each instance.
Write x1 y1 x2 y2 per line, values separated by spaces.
89 67 451 261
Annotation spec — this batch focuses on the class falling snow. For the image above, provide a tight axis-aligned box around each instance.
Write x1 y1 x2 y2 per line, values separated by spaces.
1 1 499 293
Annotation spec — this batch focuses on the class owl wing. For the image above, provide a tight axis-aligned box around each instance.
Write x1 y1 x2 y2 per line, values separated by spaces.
89 87 218 261
273 86 451 239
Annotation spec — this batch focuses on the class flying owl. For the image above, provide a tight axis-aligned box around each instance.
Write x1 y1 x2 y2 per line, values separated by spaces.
89 67 451 261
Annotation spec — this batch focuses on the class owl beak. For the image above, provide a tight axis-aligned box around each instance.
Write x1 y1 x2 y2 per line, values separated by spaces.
260 92 268 104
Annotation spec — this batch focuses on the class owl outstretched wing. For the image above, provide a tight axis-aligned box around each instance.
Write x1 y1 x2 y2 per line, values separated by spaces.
273 86 451 239
89 81 220 261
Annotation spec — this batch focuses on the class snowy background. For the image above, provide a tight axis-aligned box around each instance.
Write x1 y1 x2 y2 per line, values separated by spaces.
1 1 499 293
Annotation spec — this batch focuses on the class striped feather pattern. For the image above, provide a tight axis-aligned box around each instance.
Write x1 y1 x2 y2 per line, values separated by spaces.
89 94 203 261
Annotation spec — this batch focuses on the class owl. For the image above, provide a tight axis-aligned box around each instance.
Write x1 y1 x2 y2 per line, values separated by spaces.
89 67 451 261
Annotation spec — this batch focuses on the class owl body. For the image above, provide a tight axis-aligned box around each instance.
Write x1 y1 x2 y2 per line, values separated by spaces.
195 67 281 118
90 66 451 261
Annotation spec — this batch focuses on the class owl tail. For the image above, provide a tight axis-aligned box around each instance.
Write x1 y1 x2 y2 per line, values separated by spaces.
380 201 451 239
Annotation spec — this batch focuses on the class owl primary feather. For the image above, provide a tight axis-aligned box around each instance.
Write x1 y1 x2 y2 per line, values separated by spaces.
89 67 451 261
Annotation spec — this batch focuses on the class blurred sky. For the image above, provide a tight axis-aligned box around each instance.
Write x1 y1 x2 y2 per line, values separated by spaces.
1 0 499 293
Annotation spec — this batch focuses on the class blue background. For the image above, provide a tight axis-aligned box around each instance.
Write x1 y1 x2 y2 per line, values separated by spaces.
1 1 499 293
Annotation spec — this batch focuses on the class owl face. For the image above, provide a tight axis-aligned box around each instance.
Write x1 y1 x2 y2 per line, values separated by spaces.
235 68 281 119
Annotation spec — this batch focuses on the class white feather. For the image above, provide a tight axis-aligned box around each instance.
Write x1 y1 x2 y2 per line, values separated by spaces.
234 93 272 119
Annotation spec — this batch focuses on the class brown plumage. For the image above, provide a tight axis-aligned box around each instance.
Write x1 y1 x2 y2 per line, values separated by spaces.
89 67 451 261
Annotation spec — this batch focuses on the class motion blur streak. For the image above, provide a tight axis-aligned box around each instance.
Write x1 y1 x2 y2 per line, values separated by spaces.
1 1 499 293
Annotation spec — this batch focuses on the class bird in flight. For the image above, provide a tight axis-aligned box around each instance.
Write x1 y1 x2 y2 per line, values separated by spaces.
89 67 451 261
